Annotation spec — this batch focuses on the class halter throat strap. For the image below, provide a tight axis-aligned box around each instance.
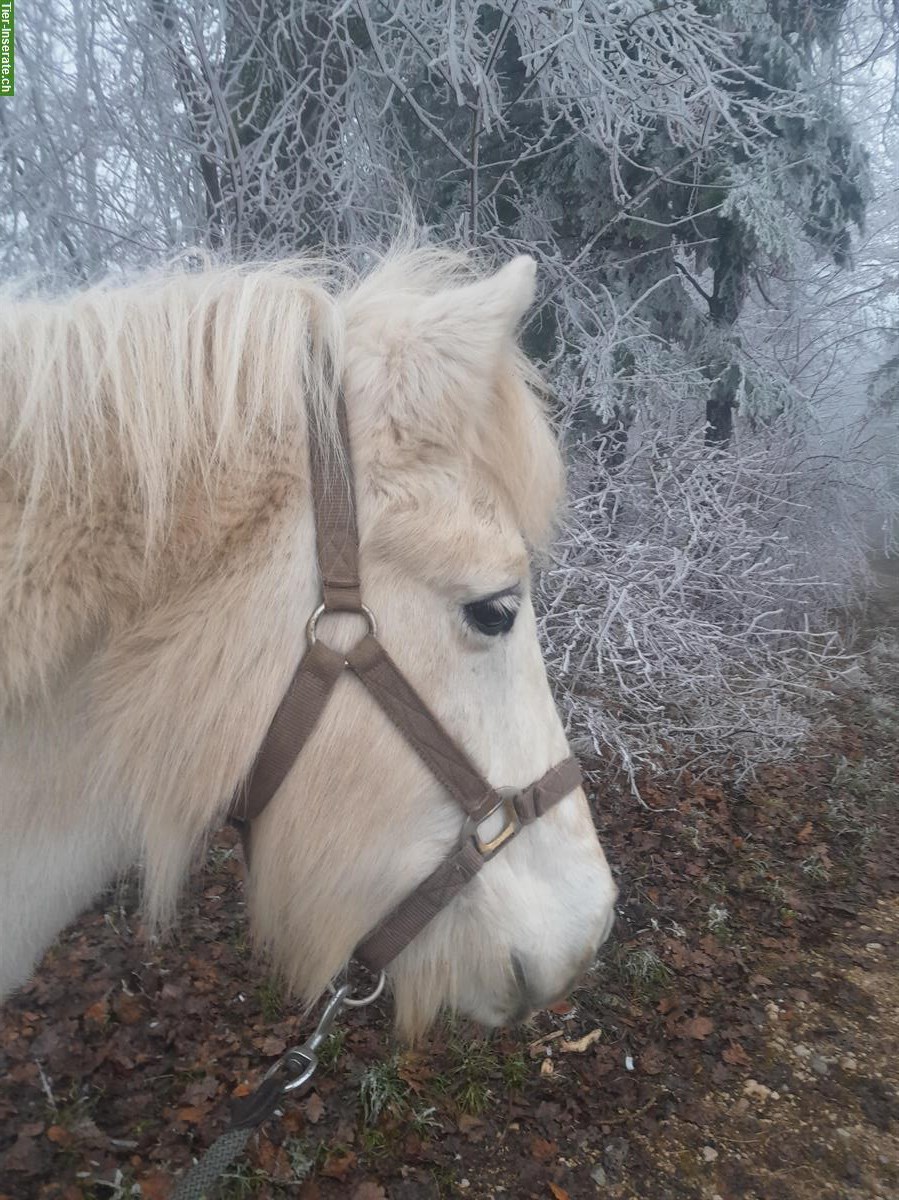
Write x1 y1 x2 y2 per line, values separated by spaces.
229 385 581 972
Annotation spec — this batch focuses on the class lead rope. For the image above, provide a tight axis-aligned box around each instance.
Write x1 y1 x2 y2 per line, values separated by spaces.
170 974 385 1200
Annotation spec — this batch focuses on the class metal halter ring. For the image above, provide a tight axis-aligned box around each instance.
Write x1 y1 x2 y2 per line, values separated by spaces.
306 602 377 654
279 1049 318 1094
332 970 387 1009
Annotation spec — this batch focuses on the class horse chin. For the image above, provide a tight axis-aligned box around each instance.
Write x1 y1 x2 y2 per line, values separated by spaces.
393 978 555 1039
386 953 544 1041
392 990 523 1043
386 864 617 1040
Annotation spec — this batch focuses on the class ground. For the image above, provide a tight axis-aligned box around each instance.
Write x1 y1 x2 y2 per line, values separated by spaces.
2 622 898 1200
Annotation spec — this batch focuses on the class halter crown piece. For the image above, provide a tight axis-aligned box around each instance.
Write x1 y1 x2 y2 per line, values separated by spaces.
228 382 582 973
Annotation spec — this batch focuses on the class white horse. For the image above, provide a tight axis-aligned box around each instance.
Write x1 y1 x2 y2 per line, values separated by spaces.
0 248 616 1037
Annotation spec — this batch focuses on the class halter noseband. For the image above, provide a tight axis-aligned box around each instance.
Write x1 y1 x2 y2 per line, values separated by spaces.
228 385 582 973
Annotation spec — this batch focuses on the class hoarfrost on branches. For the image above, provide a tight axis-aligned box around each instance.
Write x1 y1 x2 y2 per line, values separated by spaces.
1 0 898 783
538 428 860 787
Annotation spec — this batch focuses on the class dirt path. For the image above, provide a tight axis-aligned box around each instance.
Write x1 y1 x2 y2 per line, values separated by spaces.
612 552 899 1200
1 621 898 1199
617 897 899 1199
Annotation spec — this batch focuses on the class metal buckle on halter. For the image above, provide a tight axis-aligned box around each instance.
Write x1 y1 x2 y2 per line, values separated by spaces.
464 787 520 859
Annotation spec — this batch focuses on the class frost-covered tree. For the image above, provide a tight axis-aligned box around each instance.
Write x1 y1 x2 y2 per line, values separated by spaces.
1 0 897 781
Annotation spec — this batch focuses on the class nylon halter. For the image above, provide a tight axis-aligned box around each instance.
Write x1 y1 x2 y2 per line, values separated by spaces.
229 385 582 973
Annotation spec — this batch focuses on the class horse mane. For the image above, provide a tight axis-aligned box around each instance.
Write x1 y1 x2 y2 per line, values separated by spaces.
0 244 562 724
0 245 502 548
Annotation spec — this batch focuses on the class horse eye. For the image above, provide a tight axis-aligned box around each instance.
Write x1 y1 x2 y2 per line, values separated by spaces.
463 593 520 637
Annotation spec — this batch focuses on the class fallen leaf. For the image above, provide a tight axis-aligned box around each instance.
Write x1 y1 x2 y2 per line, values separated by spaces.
183 1076 218 1106
680 1016 715 1040
83 998 109 1027
139 1173 171 1200
639 1044 666 1076
353 1184 387 1200
71 1116 105 1148
549 1185 571 1200
530 1136 558 1161
280 1110 305 1136
797 821 814 843
397 1055 433 1095
559 1028 602 1054
113 992 144 1026
722 1042 751 1067
540 1058 555 1076
403 1132 424 1158
176 1106 205 1124
256 1139 293 1182
547 999 575 1016
457 1113 486 1142
46 1126 73 1147
306 1092 324 1124
322 1150 357 1181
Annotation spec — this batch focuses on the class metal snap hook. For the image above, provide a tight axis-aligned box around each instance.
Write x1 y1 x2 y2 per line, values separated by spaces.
260 983 350 1096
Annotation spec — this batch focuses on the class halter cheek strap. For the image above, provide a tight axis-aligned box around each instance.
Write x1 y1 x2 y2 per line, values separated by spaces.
229 385 581 973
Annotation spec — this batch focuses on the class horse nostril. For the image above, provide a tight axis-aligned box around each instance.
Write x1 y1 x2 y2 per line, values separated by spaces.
509 952 540 1021
509 949 591 1021
508 912 616 1023
510 951 529 996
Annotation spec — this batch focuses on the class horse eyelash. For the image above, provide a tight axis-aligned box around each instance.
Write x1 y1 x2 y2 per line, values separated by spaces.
486 593 520 616
466 589 521 614
462 590 521 634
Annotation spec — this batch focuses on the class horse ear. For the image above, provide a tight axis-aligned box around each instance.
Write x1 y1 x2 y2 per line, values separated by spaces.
345 255 539 444
420 255 537 348
469 255 537 331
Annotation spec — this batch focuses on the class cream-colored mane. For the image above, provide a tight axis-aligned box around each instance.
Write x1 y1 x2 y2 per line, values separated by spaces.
1 250 557 535
1 249 560 710
1 248 617 1036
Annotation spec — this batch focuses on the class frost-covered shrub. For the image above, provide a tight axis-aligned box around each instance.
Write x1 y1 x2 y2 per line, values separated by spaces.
536 426 867 786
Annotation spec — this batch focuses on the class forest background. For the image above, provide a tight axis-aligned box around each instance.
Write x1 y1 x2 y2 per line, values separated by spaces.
5 0 899 787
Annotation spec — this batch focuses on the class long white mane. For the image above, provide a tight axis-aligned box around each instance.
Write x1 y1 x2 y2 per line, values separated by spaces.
1 249 507 542
1 247 558 690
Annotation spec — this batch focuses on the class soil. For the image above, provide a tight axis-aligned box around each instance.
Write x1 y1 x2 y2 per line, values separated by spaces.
2 613 898 1200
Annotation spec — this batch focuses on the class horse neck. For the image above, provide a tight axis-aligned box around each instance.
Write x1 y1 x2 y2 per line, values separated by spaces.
0 451 304 714
0 470 319 1001
0 662 135 998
